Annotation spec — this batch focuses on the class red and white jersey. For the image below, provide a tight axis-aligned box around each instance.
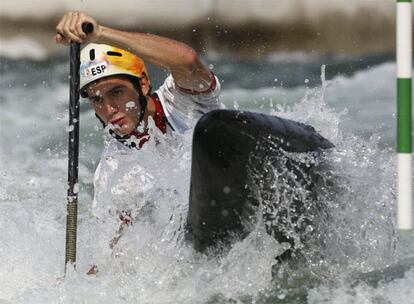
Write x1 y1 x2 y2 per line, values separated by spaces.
101 73 221 154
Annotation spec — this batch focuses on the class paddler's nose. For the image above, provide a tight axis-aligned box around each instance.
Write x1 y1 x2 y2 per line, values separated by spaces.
105 98 119 115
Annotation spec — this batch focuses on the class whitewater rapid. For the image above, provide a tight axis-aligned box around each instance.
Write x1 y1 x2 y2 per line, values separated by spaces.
0 47 413 303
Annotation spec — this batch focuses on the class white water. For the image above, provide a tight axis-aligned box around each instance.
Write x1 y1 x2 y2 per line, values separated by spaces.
1 52 413 303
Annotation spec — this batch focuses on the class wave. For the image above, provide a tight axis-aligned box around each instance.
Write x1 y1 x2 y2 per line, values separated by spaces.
1 49 413 303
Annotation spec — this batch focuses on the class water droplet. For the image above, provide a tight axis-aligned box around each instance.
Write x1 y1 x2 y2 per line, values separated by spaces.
306 225 314 232
73 183 79 194
126 101 137 109
277 292 286 300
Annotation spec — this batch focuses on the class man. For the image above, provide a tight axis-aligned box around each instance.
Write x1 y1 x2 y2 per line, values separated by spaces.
55 11 220 147
55 11 221 273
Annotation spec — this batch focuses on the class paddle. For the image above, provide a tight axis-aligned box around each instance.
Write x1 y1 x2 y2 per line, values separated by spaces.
65 22 94 273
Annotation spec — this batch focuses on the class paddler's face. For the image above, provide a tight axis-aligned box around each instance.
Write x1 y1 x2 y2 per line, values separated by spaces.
86 76 144 136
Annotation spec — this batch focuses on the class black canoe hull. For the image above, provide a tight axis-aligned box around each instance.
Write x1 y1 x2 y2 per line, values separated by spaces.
186 109 334 254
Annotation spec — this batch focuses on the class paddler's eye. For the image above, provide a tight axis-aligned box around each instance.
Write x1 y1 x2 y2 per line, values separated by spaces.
89 96 103 106
111 88 124 97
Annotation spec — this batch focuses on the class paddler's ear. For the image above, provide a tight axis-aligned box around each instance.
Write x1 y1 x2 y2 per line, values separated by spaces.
139 74 151 96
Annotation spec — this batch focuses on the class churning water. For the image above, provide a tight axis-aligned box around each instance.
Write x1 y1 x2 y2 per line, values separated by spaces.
0 44 413 304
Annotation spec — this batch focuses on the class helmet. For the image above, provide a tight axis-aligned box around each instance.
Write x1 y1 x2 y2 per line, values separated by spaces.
80 43 150 97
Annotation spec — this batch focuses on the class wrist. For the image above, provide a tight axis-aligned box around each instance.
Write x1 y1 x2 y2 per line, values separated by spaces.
94 25 107 43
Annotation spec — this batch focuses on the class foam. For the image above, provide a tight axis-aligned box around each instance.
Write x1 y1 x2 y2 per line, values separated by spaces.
1 49 413 303
308 268 414 304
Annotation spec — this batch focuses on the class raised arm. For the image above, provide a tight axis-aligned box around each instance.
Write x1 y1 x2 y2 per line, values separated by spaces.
54 11 214 92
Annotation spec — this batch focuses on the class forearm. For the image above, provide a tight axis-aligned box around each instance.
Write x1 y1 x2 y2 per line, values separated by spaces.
98 26 193 70
97 26 213 89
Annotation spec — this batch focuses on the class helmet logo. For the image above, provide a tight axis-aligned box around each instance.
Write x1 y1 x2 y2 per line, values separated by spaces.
84 62 108 79
80 43 150 91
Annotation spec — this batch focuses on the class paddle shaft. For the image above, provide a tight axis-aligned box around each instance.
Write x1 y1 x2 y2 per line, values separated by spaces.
64 23 93 272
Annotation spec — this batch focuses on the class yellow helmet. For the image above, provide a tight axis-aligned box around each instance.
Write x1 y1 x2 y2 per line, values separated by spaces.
80 43 149 97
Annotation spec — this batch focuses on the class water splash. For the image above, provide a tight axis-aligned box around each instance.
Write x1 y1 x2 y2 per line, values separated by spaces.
1 55 413 303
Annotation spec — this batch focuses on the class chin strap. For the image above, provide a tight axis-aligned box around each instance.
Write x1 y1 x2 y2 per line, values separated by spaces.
137 92 147 125
131 77 147 126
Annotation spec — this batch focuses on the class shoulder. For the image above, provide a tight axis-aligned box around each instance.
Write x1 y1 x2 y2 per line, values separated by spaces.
154 74 222 133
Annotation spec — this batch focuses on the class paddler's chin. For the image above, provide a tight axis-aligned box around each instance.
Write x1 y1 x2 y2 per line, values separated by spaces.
108 117 138 136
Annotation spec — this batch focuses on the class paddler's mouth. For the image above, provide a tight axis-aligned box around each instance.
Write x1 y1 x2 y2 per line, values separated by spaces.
110 116 126 126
